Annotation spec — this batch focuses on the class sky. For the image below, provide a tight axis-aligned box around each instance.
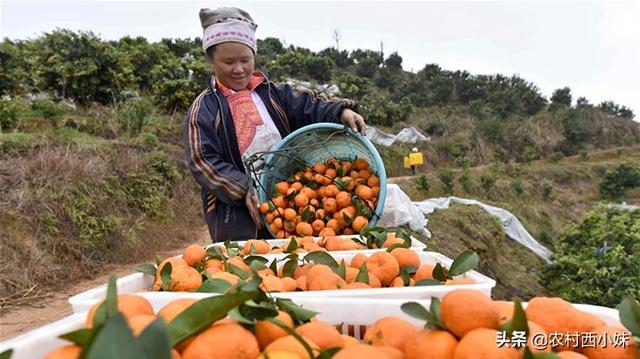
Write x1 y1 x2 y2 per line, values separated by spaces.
1 0 639 116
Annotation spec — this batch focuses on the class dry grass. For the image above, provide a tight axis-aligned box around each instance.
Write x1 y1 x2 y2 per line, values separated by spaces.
0 143 202 301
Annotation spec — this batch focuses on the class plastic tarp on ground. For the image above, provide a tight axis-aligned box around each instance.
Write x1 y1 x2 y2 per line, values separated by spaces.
365 126 430 147
380 184 552 262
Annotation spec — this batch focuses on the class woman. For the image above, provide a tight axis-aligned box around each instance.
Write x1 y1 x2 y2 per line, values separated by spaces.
183 7 366 243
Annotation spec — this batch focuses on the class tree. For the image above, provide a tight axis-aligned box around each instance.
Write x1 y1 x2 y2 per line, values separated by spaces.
304 56 334 82
550 87 572 108
0 40 30 95
542 205 640 307
598 101 635 119
317 47 353 68
398 97 414 121
576 97 590 107
383 52 403 71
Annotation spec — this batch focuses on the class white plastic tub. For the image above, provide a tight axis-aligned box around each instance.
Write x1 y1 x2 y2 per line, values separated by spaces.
1 297 623 359
69 251 494 313
207 233 426 254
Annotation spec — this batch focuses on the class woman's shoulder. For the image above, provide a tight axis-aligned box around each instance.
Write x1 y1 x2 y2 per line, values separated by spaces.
188 86 219 116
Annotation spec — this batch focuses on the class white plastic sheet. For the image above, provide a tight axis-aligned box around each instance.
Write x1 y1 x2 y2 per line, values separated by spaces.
379 185 552 262
412 196 553 262
365 126 430 147
379 184 429 235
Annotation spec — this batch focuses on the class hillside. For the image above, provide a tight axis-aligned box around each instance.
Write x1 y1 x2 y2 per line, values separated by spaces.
1 31 639 308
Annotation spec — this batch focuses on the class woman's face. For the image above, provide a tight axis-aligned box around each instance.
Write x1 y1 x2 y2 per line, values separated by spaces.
210 42 255 91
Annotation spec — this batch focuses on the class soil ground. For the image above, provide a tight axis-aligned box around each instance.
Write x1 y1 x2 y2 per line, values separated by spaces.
0 228 210 340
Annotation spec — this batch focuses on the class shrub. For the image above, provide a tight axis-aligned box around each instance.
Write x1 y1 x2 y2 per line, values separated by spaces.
542 180 554 200
542 205 640 307
458 170 474 193
511 178 524 197
549 151 564 163
413 174 430 193
437 168 454 195
479 173 496 193
142 131 159 146
0 97 26 131
31 98 63 127
578 149 589 161
117 99 158 136
538 229 553 246
599 163 640 198
454 155 470 169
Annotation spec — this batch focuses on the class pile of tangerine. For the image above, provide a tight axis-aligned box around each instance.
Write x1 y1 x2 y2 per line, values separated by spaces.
259 157 380 238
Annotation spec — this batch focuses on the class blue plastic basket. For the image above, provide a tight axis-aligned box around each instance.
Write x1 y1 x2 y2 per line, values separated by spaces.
257 123 387 236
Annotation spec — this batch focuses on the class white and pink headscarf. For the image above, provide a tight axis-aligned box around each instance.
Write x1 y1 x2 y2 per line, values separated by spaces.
199 7 258 54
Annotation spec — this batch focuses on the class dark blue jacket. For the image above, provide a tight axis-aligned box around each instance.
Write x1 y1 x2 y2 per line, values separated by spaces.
183 75 357 242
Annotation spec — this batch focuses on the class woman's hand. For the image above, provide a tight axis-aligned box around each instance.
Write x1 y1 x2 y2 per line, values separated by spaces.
245 191 263 228
340 109 366 134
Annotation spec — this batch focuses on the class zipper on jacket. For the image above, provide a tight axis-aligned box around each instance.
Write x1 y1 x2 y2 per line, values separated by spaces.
212 76 259 239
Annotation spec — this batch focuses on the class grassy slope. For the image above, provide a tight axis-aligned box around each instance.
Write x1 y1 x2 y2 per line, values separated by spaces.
0 122 202 303
387 146 640 300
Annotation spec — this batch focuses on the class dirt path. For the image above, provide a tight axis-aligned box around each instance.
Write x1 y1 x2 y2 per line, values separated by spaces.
0 228 210 340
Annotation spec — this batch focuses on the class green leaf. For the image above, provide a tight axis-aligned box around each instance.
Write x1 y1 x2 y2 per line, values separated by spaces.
398 232 413 248
432 263 448 282
276 298 318 324
269 258 278 275
401 302 430 321
317 347 341 359
336 259 347 280
240 273 263 293
134 263 157 277
137 318 172 359
238 301 279 322
448 250 479 278
84 313 143 359
160 262 173 291
501 298 529 338
105 274 118 316
617 295 640 336
301 206 313 222
400 298 445 330
197 278 232 293
399 268 411 286
414 279 441 286
59 328 95 346
429 298 446 330
246 255 269 267
228 307 254 324
342 212 353 225
336 167 345 178
206 246 226 260
167 288 259 346
355 263 369 284
92 274 120 328
285 238 299 252
282 258 299 278
372 231 387 249
0 350 13 359
226 263 249 280
304 251 339 270
386 243 405 252
285 189 298 201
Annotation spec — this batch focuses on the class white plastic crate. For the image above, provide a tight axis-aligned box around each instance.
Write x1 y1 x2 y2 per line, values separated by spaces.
69 251 493 313
207 233 426 255
1 297 623 359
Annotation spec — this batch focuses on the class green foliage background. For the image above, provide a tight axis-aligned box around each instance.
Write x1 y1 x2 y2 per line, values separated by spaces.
542 206 640 307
